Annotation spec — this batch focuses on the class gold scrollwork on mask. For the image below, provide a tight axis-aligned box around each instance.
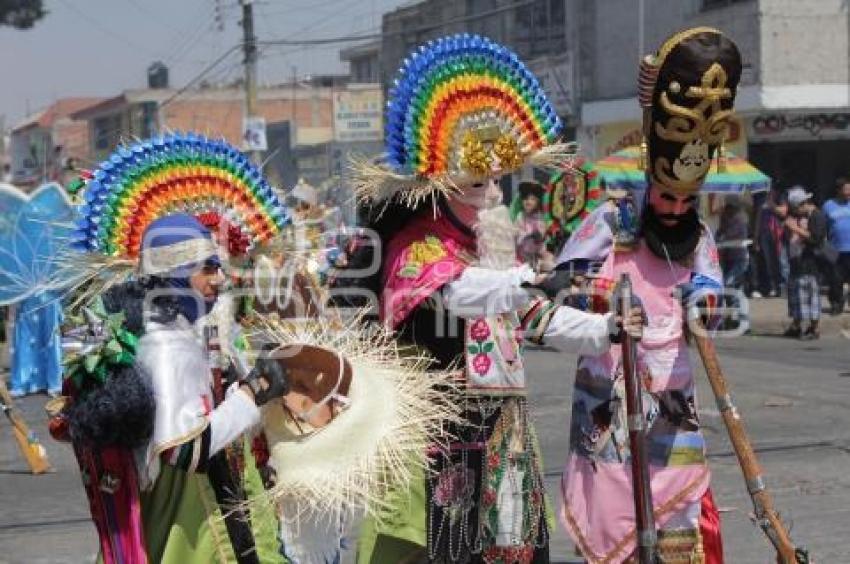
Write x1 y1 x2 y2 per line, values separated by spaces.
655 63 734 145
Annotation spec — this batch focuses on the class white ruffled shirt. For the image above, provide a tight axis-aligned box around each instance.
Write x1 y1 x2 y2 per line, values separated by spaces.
135 314 259 488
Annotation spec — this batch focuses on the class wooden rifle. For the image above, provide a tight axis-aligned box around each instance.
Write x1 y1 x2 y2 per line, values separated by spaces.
618 273 658 563
0 378 51 474
691 324 808 564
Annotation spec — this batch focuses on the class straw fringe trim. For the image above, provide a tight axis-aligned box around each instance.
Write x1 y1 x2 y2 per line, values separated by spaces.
240 313 461 525
350 142 580 209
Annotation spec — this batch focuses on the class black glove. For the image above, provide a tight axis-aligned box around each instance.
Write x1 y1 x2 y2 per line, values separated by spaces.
524 269 573 302
257 465 277 489
242 344 290 406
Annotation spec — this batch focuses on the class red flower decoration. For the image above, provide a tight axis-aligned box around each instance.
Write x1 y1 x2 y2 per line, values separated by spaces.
472 353 491 375
487 452 501 470
470 319 491 341
482 487 497 507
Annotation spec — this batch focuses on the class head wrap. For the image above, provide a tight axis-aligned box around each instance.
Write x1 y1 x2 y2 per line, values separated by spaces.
140 213 220 323
139 214 218 277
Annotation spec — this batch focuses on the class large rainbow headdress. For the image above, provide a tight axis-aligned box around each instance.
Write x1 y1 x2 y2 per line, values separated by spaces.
71 132 290 258
353 34 575 207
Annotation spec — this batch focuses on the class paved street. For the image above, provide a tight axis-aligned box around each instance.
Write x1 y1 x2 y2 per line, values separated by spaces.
1 312 849 563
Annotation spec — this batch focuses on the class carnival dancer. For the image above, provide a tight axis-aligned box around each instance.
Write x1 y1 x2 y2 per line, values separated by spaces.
51 133 294 563
541 28 742 563
8 290 63 397
134 214 290 563
349 34 644 564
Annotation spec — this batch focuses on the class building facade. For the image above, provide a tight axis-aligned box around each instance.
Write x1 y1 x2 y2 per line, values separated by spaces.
574 0 850 201
9 97 102 189
72 86 336 163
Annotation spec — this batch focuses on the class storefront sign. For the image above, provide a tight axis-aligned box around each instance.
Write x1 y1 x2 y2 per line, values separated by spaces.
749 113 850 141
585 117 746 159
333 88 383 142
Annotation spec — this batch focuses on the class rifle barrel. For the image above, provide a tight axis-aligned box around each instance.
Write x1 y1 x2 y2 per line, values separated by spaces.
619 274 658 563
692 330 801 564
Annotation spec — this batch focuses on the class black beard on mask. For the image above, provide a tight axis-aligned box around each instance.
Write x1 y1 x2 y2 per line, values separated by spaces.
641 204 701 261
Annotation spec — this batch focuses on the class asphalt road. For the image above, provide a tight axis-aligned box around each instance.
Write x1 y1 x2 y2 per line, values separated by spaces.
1 332 849 563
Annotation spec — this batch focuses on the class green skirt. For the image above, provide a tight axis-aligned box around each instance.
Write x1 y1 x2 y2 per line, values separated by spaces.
139 444 286 564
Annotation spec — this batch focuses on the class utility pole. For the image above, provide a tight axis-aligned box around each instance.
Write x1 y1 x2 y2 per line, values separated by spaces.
241 0 262 164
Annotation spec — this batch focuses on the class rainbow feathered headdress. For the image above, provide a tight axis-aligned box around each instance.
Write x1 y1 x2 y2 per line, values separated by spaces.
352 34 575 207
71 132 290 259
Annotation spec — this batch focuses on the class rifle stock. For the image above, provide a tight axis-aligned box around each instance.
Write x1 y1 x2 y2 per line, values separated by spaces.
0 379 51 474
692 328 807 564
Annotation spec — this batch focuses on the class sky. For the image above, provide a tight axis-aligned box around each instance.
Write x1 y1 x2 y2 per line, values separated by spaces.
0 0 409 126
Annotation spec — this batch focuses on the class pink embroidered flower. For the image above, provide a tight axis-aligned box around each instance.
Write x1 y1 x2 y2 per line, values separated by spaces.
487 452 501 470
482 487 497 507
708 245 720 267
472 353 491 375
434 464 475 507
470 319 490 341
574 219 597 242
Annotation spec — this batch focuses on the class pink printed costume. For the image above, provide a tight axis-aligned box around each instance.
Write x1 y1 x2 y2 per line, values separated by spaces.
554 200 722 563
527 26 744 564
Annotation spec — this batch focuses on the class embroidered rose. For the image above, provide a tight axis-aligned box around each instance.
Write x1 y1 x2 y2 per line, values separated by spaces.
574 219 597 242
708 245 720 267
470 319 491 341
482 487 497 507
472 353 491 375
434 464 475 507
487 452 501 470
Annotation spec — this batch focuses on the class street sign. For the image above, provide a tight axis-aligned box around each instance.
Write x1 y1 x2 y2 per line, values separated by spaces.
243 116 268 151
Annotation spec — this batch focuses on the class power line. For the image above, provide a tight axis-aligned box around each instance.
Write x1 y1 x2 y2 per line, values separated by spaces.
54 0 171 59
260 0 354 18
123 0 184 34
258 0 541 46
160 44 242 108
165 4 219 65
259 32 380 46
160 0 544 110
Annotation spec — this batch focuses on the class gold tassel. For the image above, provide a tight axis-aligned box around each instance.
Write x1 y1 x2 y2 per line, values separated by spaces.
717 141 727 173
638 107 650 172
639 136 648 171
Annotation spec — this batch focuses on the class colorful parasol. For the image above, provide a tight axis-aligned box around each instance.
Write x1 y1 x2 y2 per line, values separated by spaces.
594 146 770 194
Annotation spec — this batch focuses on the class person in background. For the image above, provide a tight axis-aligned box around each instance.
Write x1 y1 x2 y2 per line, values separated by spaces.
716 195 750 292
2 163 12 183
8 291 63 398
512 180 549 268
823 176 850 315
752 188 786 297
784 187 826 339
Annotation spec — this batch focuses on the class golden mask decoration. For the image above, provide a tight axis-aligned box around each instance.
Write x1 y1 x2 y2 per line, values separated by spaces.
459 126 524 176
